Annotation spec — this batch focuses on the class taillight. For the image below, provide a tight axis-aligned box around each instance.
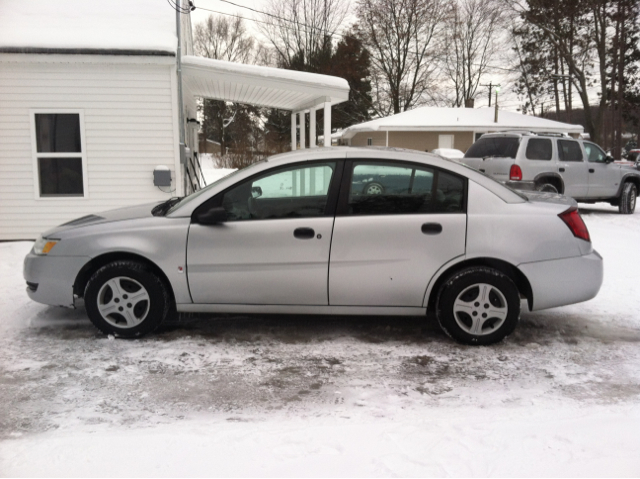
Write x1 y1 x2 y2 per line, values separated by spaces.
559 207 590 242
509 164 522 181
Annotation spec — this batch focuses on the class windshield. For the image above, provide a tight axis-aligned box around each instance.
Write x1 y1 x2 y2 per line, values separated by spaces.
166 161 265 214
465 137 520 159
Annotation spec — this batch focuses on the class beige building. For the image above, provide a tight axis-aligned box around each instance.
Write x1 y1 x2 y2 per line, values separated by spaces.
341 107 584 153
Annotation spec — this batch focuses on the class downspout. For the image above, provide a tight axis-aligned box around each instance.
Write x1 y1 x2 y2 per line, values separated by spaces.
175 0 187 194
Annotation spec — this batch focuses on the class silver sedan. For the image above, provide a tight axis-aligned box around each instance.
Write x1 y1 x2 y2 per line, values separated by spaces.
23 147 603 345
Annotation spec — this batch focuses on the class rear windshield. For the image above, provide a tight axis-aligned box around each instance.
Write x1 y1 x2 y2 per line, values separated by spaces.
464 137 520 159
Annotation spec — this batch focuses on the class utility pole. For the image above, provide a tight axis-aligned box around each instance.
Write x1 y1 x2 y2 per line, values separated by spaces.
481 83 501 107
494 86 501 123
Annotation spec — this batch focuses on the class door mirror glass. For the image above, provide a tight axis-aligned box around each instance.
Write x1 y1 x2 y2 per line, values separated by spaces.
251 186 262 198
196 206 228 225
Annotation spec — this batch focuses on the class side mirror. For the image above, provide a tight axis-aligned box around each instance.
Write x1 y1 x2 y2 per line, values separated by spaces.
605 155 614 164
251 186 262 198
196 206 227 225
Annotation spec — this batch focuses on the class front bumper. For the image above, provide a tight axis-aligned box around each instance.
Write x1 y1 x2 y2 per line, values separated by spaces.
23 251 90 307
519 250 603 311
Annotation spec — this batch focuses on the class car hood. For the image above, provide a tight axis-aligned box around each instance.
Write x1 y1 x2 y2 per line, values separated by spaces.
519 191 577 207
43 202 160 237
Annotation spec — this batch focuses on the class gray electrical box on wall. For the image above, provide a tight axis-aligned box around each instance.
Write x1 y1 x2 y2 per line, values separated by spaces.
153 166 172 187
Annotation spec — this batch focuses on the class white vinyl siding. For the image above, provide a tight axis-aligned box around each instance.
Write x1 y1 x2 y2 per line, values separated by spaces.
0 57 179 239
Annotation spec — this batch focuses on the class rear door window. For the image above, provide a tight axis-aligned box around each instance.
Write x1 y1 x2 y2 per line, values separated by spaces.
346 162 465 215
464 137 520 159
525 138 552 160
558 140 584 162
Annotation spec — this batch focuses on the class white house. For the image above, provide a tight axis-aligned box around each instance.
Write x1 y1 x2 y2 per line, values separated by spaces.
0 1 349 240
341 106 584 153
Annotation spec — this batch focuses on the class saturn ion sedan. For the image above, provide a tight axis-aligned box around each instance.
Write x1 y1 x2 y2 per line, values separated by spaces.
24 147 603 345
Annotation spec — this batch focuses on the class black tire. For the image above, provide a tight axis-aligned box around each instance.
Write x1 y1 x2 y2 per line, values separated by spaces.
363 182 385 195
619 182 637 214
84 261 170 338
436 267 520 345
536 182 559 194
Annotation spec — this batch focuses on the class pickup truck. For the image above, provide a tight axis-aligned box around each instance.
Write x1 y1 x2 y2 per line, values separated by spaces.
460 132 640 214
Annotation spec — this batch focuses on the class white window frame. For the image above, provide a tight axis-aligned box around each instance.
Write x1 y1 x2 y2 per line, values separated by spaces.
30 109 89 200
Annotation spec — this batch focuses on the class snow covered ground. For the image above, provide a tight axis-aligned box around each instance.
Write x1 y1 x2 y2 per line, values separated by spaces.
1 204 639 476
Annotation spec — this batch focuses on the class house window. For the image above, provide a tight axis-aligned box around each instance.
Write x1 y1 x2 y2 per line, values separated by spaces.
367 138 373 146
32 112 87 198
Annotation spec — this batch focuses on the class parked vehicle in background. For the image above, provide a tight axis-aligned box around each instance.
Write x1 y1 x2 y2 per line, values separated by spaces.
432 148 465 161
627 149 640 163
24 147 603 346
460 132 640 214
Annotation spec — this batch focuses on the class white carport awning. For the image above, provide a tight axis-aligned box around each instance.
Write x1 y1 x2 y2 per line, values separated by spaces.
181 56 349 111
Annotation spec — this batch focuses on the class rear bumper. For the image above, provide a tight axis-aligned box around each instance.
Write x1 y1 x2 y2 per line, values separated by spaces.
519 250 603 311
23 251 89 307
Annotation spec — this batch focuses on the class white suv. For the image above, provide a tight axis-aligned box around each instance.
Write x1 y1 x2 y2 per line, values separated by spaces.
461 132 640 214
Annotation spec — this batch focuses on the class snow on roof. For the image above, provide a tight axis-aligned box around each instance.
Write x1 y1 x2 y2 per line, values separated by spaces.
0 0 177 53
342 107 584 139
182 56 349 110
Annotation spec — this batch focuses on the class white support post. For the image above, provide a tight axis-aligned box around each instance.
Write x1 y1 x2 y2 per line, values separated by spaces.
291 112 297 151
323 102 331 147
310 108 316 148
299 111 306 149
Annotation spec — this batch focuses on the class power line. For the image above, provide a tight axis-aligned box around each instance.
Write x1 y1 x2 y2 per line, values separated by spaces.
186 1 349 40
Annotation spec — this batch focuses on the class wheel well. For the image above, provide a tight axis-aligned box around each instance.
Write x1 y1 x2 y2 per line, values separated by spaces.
536 176 563 194
624 177 640 192
73 252 175 302
426 258 533 313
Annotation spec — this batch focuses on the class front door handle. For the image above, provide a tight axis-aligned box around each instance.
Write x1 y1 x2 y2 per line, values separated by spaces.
293 227 315 239
421 223 443 235
559 167 565 173
589 168 595 173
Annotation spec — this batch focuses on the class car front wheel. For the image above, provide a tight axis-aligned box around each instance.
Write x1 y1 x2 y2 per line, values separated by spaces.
436 267 520 345
619 182 637 214
84 261 170 338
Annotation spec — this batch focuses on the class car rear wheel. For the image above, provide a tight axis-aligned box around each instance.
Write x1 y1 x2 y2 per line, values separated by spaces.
436 267 520 345
85 261 170 338
619 182 637 214
536 182 559 194
363 182 384 195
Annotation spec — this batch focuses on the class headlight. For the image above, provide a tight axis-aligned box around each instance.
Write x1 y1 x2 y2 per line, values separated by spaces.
33 236 59 255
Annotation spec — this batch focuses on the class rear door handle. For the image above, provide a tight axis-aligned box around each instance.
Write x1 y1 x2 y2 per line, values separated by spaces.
293 227 315 239
421 223 442 235
559 168 565 173
589 168 595 173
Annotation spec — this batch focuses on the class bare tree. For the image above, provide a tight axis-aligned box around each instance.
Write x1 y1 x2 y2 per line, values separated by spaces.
193 15 267 168
258 0 349 67
443 0 504 107
193 14 263 63
355 0 448 115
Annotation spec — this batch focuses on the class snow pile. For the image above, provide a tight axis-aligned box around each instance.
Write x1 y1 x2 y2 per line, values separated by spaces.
199 153 237 185
0 205 639 476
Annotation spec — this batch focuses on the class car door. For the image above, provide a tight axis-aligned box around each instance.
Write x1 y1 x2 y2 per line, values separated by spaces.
557 139 589 198
329 159 467 307
187 160 342 305
583 141 621 198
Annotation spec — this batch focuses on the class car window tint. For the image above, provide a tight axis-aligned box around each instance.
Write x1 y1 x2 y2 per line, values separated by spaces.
525 138 552 160
558 140 584 162
221 162 335 221
347 162 464 215
584 142 607 163
464 137 519 159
